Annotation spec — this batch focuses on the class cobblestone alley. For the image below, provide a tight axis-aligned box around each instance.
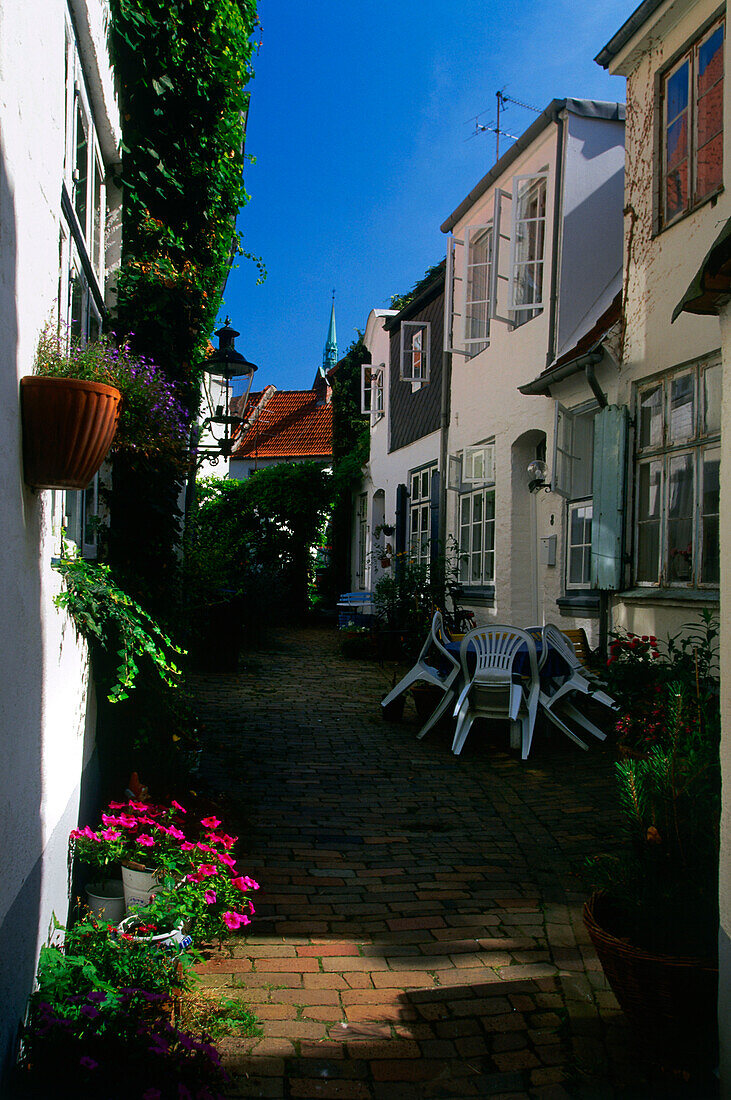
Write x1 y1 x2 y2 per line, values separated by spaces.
192 625 666 1099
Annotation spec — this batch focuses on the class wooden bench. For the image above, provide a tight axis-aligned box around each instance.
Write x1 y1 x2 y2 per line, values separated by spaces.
561 628 593 668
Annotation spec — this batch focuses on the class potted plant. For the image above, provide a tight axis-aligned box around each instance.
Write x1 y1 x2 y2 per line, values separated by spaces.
21 325 188 490
585 615 720 1073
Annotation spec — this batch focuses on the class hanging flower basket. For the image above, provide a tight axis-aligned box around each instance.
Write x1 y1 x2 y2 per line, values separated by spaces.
20 376 121 490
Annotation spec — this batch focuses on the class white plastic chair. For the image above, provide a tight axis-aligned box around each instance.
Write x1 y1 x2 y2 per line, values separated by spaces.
380 612 461 739
451 626 540 760
539 624 617 743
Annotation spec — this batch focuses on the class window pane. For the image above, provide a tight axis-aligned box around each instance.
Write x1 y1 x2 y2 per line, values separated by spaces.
639 385 663 448
421 470 429 498
569 548 585 585
466 225 491 342
75 104 88 230
636 460 662 582
697 131 723 200
667 453 694 581
703 363 722 434
666 159 689 222
411 474 419 500
698 25 724 96
572 413 595 498
667 60 690 122
513 177 547 310
701 447 720 584
70 273 85 341
669 373 694 441
93 158 103 273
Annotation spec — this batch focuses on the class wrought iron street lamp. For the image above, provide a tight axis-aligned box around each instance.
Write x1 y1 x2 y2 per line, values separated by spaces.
196 318 258 465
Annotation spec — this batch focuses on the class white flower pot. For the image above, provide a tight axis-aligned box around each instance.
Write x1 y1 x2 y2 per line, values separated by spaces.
121 862 160 914
117 916 193 952
85 879 125 924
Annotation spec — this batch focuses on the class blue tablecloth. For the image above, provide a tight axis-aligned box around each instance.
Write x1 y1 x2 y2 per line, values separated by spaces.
444 635 569 683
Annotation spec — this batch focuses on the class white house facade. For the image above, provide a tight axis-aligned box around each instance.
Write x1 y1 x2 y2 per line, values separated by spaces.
0 0 121 1077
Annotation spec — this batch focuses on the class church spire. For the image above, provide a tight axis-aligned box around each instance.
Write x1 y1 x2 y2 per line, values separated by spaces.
322 291 338 374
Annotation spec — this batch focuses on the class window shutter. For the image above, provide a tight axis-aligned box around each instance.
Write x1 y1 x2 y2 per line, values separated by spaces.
591 405 628 590
395 482 408 572
429 471 440 569
552 403 572 497
361 365 372 414
448 453 462 491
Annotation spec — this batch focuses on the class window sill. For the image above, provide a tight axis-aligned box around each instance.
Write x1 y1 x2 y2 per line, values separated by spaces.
652 185 723 238
460 585 495 605
617 587 719 604
556 592 600 617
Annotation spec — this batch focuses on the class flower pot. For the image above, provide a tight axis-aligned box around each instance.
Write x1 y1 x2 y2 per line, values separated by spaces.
117 916 193 953
20 375 121 490
380 557 391 569
121 862 160 914
85 879 125 924
583 892 718 1070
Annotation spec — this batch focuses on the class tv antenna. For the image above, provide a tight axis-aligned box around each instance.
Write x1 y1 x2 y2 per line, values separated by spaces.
467 89 541 163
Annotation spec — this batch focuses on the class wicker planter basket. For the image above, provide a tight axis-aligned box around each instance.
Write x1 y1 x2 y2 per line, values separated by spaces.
583 892 718 1069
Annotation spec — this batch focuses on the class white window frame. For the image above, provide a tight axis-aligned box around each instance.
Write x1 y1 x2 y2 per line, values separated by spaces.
660 17 725 229
409 464 435 567
634 358 721 589
508 172 548 318
566 498 594 590
462 441 495 485
400 321 430 383
361 364 374 415
462 222 493 351
458 486 496 587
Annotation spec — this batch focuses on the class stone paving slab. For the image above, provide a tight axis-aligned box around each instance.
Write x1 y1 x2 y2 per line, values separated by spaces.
190 626 696 1098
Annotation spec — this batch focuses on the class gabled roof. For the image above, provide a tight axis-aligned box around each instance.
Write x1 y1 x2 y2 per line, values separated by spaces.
595 0 667 70
232 390 333 459
441 98 625 233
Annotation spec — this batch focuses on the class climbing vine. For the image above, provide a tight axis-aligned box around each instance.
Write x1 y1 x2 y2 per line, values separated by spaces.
106 0 261 604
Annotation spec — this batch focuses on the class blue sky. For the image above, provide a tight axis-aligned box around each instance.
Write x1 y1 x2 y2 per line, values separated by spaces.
221 0 638 391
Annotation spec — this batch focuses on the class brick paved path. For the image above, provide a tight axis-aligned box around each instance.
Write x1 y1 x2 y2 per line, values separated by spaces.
192 625 653 1099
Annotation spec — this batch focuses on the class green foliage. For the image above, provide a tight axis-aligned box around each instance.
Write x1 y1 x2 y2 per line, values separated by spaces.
328 334 371 599
105 0 261 606
185 463 333 633
36 918 191 1008
373 556 434 662
602 611 719 755
35 326 188 458
53 549 184 703
588 617 721 958
389 261 444 312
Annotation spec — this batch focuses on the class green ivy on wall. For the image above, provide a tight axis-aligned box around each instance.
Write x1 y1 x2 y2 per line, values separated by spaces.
106 0 261 606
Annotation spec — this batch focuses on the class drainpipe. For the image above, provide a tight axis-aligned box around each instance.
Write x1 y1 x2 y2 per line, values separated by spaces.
585 360 608 408
438 348 452 595
545 108 566 368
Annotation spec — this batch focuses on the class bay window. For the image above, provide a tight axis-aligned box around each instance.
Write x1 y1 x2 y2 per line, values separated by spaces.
635 359 721 587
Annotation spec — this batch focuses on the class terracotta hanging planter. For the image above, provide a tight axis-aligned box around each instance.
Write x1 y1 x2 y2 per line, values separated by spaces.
20 375 122 490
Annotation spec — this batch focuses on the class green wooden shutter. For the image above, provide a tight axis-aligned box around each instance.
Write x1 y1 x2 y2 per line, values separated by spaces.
591 405 628 591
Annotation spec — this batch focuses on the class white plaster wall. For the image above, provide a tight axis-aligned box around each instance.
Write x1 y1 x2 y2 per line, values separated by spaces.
0 0 111 1076
718 303 731 1096
446 117 625 637
229 454 329 479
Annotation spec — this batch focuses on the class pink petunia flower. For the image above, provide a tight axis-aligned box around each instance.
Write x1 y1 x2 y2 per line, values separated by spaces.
204 890 217 905
137 834 155 847
231 874 260 891
200 816 221 830
218 853 236 869
79 1056 98 1070
180 841 196 851
166 826 186 841
108 801 128 809
248 902 256 916
100 828 121 842
197 842 214 852
171 800 187 814
222 910 251 931
70 826 99 842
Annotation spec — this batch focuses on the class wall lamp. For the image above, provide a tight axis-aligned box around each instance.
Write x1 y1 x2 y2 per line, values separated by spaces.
526 459 551 494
